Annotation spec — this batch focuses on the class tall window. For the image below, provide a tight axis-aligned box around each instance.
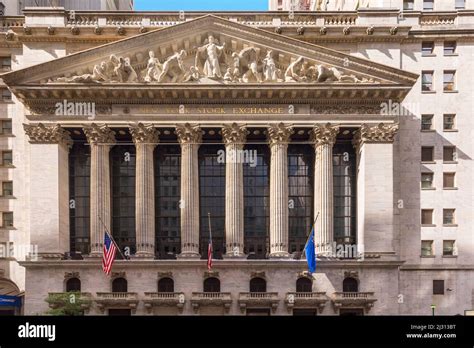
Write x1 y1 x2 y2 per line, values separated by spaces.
158 278 174 292
443 173 455 189
2 181 12 196
288 145 313 254
2 212 13 228
66 278 81 292
443 241 455 256
443 209 455 225
112 278 128 292
155 145 181 259
0 120 12 135
422 240 434 256
443 71 456 91
244 143 269 259
250 277 267 293
421 147 434 162
444 41 457 55
421 173 434 189
433 280 444 295
1 151 12 166
443 146 456 162
296 277 312 292
443 114 455 130
203 277 220 292
421 42 434 56
0 57 11 70
69 143 91 255
111 145 136 255
403 0 414 10
423 0 434 11
422 71 434 91
343 277 358 292
199 145 225 259
421 209 434 225
455 0 465 9
333 144 357 246
421 115 434 131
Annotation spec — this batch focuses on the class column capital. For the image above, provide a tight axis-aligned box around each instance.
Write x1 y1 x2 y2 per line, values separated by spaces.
83 123 116 145
353 123 399 148
129 123 159 145
311 123 339 147
175 123 202 145
23 123 72 146
222 123 247 145
267 123 294 147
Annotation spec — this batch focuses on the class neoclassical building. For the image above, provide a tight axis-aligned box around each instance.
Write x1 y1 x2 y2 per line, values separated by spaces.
0 0 473 315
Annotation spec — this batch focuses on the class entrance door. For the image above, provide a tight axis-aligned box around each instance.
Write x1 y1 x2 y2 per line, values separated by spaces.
0 309 15 316
339 308 364 316
293 308 317 316
246 308 271 316
108 309 131 316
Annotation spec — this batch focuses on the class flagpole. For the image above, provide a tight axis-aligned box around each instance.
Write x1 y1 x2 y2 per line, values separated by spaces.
207 212 213 242
207 212 213 270
301 212 320 259
97 214 128 260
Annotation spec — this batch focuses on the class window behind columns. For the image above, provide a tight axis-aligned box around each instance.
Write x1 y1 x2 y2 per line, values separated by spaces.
155 143 181 259
333 142 357 248
111 144 136 255
288 144 314 255
199 142 225 259
69 140 91 255
243 139 270 259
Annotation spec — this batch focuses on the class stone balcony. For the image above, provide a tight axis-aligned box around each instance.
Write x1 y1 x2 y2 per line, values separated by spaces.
331 292 377 311
95 292 139 312
190 292 232 313
284 292 328 313
47 292 92 311
238 292 280 313
143 292 185 313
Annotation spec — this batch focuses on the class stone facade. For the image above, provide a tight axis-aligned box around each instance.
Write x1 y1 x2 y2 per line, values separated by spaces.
0 4 473 316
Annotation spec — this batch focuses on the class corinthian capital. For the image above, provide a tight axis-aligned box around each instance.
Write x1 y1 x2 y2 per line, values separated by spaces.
311 123 340 147
83 123 116 145
353 123 399 148
24 123 72 146
175 123 202 144
222 123 247 145
129 123 159 145
267 123 294 147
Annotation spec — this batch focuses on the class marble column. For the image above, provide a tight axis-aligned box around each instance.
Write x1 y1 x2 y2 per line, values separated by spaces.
130 123 158 258
83 123 116 257
311 123 339 256
175 123 202 258
268 123 294 258
353 123 398 258
24 123 72 258
222 123 247 258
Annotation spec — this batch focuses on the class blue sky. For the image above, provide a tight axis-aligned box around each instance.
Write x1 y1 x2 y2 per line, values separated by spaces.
134 0 268 11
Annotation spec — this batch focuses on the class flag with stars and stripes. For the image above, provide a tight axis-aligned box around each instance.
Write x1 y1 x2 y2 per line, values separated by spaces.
102 232 117 275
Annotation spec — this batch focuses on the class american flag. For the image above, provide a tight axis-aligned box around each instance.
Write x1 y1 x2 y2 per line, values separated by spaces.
207 238 213 270
102 232 117 275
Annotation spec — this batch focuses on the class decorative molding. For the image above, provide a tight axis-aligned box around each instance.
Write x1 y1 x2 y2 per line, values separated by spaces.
111 271 126 279
267 123 294 147
23 123 72 146
158 272 173 279
129 123 159 144
344 271 359 279
83 123 116 145
311 104 381 115
250 271 266 279
175 123 202 144
204 271 219 279
64 272 80 280
222 123 247 145
353 123 399 147
310 123 339 147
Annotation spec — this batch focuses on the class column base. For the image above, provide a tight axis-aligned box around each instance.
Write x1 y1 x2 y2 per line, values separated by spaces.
133 251 155 259
269 251 291 259
223 253 247 259
177 252 201 259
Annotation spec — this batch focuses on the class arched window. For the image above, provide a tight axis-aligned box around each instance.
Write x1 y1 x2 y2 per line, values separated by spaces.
203 277 220 292
250 277 266 293
343 277 358 292
112 277 128 293
296 277 312 292
66 277 81 292
158 278 174 293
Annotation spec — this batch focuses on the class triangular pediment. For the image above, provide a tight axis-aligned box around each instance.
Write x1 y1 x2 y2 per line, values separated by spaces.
3 15 417 87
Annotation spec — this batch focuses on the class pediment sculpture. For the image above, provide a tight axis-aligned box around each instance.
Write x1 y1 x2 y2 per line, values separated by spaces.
51 35 377 85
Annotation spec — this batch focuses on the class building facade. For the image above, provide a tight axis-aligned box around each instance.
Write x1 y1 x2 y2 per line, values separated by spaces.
0 0 473 316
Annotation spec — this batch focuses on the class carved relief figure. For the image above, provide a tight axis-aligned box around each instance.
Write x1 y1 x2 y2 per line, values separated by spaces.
195 35 226 79
355 0 370 9
56 61 108 83
262 50 280 82
335 0 345 10
157 50 187 83
284 57 309 82
313 0 328 11
144 51 162 82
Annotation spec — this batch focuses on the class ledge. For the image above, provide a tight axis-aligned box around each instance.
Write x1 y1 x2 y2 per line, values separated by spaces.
238 292 280 313
191 292 232 313
143 292 185 313
285 292 328 313
95 292 139 312
331 292 377 311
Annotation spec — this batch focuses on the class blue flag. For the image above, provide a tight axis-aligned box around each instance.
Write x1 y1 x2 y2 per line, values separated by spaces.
305 228 316 273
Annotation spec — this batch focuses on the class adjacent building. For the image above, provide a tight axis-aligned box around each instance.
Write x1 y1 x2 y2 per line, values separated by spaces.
0 0 473 315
